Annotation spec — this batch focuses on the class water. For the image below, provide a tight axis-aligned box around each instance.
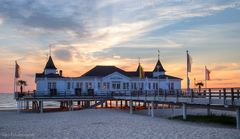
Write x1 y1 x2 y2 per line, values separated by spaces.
0 93 16 110
0 93 60 110
0 93 144 110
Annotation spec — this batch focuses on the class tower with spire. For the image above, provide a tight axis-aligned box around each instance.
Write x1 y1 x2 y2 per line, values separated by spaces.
44 56 57 75
153 50 166 77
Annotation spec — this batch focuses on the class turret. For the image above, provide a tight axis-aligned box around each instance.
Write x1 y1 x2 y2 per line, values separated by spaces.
153 52 166 77
44 56 57 75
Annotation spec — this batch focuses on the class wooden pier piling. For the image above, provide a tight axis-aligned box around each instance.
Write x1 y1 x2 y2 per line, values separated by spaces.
182 103 187 120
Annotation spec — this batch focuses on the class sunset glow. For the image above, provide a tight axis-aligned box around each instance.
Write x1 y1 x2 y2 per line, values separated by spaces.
0 0 240 93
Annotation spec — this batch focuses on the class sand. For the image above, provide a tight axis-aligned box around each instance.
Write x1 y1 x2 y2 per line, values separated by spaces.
0 109 239 139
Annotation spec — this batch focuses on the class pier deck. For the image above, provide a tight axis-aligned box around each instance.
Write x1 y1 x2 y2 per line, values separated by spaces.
14 88 240 129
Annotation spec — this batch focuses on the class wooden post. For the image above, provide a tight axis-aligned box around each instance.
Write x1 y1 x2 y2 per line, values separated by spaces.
219 90 222 99
148 103 151 116
237 107 240 129
223 88 226 105
68 101 71 111
231 88 234 105
101 101 104 108
130 100 133 114
104 100 107 107
25 101 29 110
151 101 154 117
40 100 43 113
116 100 118 108
207 105 211 115
125 100 128 107
176 90 179 102
191 89 194 102
120 100 123 109
71 100 73 111
182 103 187 120
17 101 20 113
208 89 212 104
237 90 240 99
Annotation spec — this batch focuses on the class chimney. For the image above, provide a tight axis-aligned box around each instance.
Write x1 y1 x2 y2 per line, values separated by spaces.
59 70 62 76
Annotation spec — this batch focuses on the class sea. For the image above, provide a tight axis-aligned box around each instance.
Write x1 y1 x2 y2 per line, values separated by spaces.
0 93 16 110
0 93 60 110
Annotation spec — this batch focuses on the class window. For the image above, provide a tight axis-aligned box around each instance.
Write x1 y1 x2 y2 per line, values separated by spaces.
98 83 100 89
171 83 174 90
52 82 56 89
48 83 51 89
141 82 144 89
112 82 120 89
76 82 80 88
67 82 71 89
149 83 151 89
89 82 92 89
134 83 137 90
103 82 106 89
123 82 129 90
48 82 56 89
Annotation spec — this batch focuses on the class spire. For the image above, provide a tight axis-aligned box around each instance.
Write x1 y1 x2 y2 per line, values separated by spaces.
44 56 57 69
153 50 165 72
153 60 165 72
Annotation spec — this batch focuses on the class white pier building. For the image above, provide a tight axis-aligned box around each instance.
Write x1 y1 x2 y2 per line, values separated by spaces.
35 55 182 96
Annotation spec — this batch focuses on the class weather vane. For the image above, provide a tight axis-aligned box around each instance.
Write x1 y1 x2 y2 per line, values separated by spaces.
49 44 52 56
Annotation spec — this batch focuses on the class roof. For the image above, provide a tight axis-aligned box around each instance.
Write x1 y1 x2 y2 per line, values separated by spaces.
136 64 143 75
81 66 127 77
158 75 182 80
36 73 63 78
125 72 181 79
153 60 165 72
81 65 181 80
44 56 57 69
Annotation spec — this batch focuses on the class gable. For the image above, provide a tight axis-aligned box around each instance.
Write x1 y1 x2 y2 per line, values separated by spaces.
102 72 130 81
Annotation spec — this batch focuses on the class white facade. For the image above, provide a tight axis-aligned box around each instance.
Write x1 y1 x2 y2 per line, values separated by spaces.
35 57 182 96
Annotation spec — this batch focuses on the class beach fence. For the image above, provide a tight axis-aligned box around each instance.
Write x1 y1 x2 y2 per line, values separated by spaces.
14 87 240 129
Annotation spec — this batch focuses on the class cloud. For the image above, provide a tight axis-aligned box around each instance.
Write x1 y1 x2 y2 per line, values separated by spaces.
53 48 73 62
0 0 94 37
1 0 240 92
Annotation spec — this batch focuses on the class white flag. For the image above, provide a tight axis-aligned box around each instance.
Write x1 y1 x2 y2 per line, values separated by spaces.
187 51 192 72
205 66 211 80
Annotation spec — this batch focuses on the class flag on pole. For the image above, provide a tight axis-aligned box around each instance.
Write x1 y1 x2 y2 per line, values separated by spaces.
15 61 20 78
205 66 211 80
187 51 192 72
139 65 145 79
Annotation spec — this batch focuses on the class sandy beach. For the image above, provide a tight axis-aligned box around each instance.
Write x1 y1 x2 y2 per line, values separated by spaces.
0 109 239 139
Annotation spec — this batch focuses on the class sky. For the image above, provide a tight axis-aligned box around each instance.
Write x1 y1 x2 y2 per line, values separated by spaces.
0 0 240 93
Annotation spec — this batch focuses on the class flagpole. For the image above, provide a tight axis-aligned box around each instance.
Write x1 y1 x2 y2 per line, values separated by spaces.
187 50 190 95
138 57 140 91
205 66 207 89
14 61 16 97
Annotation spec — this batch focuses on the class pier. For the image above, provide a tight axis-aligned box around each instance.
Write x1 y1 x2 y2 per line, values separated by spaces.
15 87 240 129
